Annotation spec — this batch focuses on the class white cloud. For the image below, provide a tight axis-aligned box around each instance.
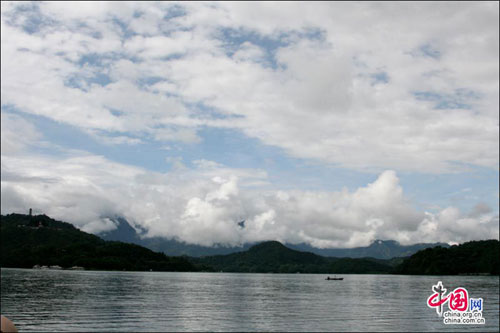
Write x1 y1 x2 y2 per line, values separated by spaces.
1 153 497 247
81 217 117 234
232 42 266 63
0 2 498 249
416 207 499 245
0 112 41 154
1 2 497 172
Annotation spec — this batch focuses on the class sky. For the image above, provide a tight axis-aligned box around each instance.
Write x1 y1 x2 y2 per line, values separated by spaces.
1 1 498 248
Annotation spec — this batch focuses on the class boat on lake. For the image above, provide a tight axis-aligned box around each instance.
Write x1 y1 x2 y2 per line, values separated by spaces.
326 276 343 280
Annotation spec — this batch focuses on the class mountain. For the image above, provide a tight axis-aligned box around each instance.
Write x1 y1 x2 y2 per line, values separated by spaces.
286 239 451 259
192 240 499 275
3 213 496 275
394 239 499 275
191 241 394 274
98 217 253 256
0 213 393 274
0 213 197 272
98 217 449 259
99 216 144 244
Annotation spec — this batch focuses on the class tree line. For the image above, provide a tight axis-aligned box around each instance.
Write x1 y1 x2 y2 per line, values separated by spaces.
1 214 498 275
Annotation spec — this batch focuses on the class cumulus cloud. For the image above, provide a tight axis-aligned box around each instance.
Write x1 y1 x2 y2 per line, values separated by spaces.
1 153 497 247
416 207 499 245
1 113 42 154
1 2 498 172
0 2 498 248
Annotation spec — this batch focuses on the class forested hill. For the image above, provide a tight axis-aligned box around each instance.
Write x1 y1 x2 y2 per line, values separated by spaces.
0 213 196 272
1 213 394 274
191 241 395 274
98 217 448 259
2 213 498 275
394 240 499 275
193 240 499 275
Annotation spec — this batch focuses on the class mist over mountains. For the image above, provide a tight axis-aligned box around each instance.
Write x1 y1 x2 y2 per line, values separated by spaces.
97 217 449 259
2 213 496 276
1 1 498 271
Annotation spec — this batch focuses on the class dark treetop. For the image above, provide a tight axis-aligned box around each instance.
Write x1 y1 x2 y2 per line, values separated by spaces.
1 213 498 275
0 213 196 272
394 239 499 275
98 217 449 259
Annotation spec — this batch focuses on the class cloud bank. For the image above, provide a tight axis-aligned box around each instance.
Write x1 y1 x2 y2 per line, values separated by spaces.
1 149 497 247
1 2 498 247
1 2 498 173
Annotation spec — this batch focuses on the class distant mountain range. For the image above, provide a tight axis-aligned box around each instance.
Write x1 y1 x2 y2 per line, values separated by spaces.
0 213 395 274
285 240 450 259
2 213 497 275
98 217 252 256
97 217 449 259
192 241 396 274
195 239 499 275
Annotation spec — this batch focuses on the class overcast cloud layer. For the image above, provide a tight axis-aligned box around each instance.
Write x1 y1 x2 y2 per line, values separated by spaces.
1 2 498 247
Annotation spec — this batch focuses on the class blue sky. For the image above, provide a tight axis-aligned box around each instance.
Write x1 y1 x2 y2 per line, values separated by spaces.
1 2 498 247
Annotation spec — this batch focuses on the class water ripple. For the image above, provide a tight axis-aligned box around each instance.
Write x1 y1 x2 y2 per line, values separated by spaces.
1 269 498 332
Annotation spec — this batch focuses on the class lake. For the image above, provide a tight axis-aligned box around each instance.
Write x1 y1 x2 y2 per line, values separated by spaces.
1 268 498 332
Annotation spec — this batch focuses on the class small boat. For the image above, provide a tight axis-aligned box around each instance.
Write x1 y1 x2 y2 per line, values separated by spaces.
326 276 343 280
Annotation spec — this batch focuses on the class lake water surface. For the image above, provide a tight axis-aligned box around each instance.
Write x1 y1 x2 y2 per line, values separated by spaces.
1 268 498 332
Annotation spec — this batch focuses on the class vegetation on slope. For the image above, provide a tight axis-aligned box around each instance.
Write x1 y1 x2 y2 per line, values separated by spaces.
100 217 449 259
393 240 499 275
191 241 394 274
2 214 498 275
0 214 196 272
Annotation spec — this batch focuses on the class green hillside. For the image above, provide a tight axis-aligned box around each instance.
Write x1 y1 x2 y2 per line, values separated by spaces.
0 214 196 272
192 241 394 273
2 213 497 276
393 240 499 275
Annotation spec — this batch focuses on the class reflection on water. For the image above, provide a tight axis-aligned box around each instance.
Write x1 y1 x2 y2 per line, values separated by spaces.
1 268 498 332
